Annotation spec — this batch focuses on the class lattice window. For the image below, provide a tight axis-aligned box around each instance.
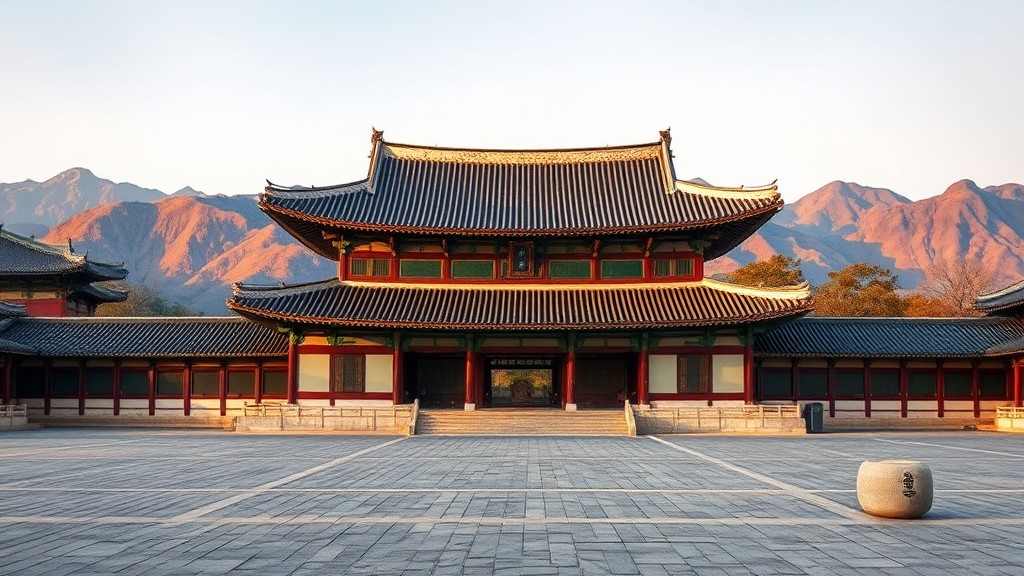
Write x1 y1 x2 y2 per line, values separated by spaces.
331 355 365 393
760 369 792 399
85 368 114 396
350 258 369 276
191 371 219 396
120 370 149 397
908 371 936 398
350 257 391 277
870 370 900 398
654 258 694 277
677 355 710 393
227 371 255 396
835 370 864 398
980 370 1007 398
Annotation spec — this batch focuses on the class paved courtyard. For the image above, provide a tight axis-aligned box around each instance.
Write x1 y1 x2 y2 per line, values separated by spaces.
0 429 1022 575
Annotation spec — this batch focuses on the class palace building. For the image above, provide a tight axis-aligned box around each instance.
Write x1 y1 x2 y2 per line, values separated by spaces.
0 228 128 317
227 129 813 411
1 129 1021 431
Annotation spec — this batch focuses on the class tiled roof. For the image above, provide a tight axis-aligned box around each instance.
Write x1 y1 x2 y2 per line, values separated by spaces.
228 278 812 331
976 279 1024 315
754 316 1024 359
0 317 34 355
986 336 1024 356
261 131 782 260
0 230 128 281
0 301 27 318
72 283 129 304
0 317 288 358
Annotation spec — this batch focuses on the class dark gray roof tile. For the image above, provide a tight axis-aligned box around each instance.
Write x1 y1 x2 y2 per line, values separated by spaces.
754 316 1024 358
262 136 782 260
229 278 812 331
0 317 287 358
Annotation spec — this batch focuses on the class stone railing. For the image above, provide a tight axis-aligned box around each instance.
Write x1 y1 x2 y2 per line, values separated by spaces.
409 398 419 436
995 405 1024 431
633 404 804 434
237 403 414 434
624 400 637 437
1 404 28 428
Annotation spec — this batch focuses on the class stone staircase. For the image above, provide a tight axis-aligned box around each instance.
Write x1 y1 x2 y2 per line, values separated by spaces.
415 408 628 435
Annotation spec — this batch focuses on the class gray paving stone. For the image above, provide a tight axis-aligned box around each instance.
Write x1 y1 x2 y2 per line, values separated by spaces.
1 429 1023 574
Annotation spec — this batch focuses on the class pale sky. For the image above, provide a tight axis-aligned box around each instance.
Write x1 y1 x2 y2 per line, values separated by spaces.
2 0 1022 202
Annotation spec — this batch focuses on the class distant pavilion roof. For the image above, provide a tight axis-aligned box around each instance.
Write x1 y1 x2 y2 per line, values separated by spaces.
228 277 812 331
976 279 1024 316
0 229 128 280
0 317 288 358
754 316 1024 359
0 301 27 318
261 130 783 261
71 283 129 304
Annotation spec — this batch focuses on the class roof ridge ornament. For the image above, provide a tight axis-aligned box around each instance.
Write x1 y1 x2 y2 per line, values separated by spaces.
659 128 671 145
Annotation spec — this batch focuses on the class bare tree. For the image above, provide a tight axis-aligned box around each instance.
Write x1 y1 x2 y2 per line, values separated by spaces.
95 282 201 317
917 259 997 317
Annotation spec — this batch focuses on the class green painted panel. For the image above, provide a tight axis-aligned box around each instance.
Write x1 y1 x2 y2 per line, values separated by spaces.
601 260 643 279
399 259 443 278
549 260 591 279
452 260 494 279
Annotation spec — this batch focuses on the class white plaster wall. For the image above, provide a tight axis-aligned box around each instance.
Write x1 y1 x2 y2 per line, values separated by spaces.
712 355 744 393
649 355 677 393
872 400 901 411
85 399 114 409
365 355 393 393
300 354 330 392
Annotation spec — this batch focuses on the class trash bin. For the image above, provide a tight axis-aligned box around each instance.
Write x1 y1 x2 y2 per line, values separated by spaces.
803 402 824 433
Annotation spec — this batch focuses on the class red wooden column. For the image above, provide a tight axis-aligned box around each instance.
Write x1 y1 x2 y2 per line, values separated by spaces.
392 333 404 405
77 359 86 416
565 334 577 411
254 361 264 405
464 335 476 411
637 334 650 406
1011 356 1019 405
113 360 121 416
183 362 191 417
898 360 908 418
971 361 981 418
826 360 835 418
334 239 350 281
863 359 872 418
218 361 227 417
287 340 299 405
147 361 156 416
743 341 754 405
936 360 945 418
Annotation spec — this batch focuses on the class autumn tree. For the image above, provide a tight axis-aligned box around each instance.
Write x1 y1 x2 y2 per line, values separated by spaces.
813 263 906 317
95 283 201 317
726 255 806 287
915 259 997 317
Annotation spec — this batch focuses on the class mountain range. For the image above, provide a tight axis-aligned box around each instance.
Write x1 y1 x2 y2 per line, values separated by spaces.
1 168 1022 314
